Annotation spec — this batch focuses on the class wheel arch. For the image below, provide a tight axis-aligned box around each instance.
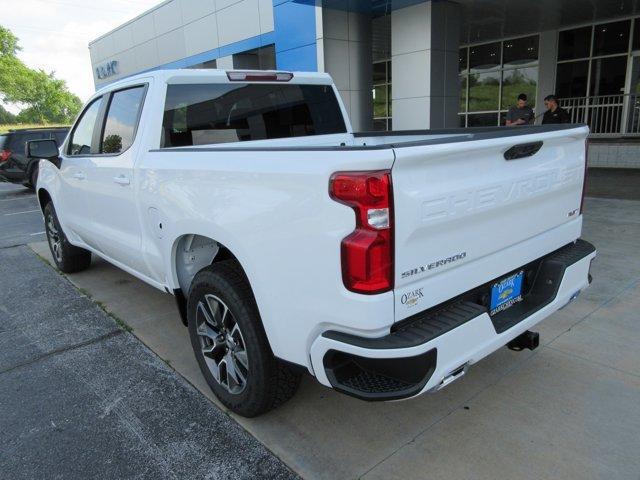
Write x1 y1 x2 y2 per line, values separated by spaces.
170 233 255 326
37 187 52 212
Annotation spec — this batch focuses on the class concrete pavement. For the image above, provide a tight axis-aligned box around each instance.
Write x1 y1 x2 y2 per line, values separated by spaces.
29 197 640 479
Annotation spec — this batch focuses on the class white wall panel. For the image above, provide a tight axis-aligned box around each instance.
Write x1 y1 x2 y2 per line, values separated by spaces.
393 97 430 130
157 28 187 64
111 24 134 55
217 0 261 46
322 8 348 41
215 0 242 10
180 0 216 24
258 0 274 34
323 38 349 91
184 14 219 56
153 1 183 35
131 14 156 45
391 3 430 56
133 39 160 71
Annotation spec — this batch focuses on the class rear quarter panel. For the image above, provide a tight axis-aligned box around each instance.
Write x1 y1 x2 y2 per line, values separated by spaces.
136 147 396 368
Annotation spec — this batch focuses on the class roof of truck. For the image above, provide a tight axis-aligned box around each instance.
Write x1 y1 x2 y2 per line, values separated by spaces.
95 69 335 97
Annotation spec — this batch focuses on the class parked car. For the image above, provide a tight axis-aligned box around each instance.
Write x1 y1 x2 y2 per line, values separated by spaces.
0 127 69 189
29 69 596 417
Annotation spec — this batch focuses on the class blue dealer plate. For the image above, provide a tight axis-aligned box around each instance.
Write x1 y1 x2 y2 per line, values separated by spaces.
490 271 524 315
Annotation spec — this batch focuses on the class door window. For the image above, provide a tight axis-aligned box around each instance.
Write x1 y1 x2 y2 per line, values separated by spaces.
68 97 103 155
101 86 146 154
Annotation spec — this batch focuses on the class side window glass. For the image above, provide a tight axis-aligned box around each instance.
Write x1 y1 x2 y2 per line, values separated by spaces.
101 86 145 154
69 97 103 156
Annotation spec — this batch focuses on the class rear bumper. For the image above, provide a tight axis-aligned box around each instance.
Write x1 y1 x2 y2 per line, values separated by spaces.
310 240 596 401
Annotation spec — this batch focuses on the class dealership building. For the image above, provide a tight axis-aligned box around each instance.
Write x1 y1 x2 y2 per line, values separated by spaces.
90 0 640 168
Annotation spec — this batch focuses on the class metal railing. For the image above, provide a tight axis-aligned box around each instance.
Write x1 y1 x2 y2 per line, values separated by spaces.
559 94 640 136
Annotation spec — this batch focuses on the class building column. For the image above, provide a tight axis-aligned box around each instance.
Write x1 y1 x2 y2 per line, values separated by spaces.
317 6 373 131
535 30 558 124
391 0 460 130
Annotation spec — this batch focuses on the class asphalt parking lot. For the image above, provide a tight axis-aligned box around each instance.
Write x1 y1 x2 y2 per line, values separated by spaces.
0 182 45 247
0 183 297 479
2 179 639 479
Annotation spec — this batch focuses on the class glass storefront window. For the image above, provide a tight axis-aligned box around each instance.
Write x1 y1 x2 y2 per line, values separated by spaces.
634 18 640 51
592 20 630 57
468 71 501 112
460 35 539 126
373 85 388 117
232 45 275 70
467 112 499 127
501 67 538 110
556 60 589 98
590 56 628 96
372 60 391 130
373 62 386 83
558 26 592 61
459 75 467 112
459 48 468 73
503 35 539 67
372 119 388 131
469 42 501 70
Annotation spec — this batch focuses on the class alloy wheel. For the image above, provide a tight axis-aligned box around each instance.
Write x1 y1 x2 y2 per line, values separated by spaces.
46 214 63 263
195 294 249 394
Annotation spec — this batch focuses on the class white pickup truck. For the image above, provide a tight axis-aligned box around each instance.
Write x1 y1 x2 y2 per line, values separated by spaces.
29 69 596 417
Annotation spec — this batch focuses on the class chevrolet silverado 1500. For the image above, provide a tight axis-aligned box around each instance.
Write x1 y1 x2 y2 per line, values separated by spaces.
29 69 596 417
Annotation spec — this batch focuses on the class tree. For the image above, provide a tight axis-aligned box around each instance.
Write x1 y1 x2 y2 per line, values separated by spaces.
0 104 15 123
0 26 19 57
0 26 81 124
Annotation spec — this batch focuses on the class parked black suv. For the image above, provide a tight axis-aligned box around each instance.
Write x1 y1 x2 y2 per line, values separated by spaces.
0 127 69 189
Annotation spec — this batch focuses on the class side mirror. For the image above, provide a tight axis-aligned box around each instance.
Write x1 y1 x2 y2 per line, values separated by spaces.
26 139 61 168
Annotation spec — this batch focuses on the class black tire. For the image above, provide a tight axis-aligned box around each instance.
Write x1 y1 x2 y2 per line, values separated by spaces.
44 202 92 273
187 261 301 417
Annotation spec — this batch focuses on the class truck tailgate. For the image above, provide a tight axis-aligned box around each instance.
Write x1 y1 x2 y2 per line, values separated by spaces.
391 126 589 321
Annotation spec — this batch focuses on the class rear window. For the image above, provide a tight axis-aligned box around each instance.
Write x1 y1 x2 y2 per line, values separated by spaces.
0 135 7 150
161 83 346 148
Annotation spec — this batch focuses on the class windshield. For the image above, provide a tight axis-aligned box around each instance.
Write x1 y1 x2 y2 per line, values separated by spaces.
161 83 346 147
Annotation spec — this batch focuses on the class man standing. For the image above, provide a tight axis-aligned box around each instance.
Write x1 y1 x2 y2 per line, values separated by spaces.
505 93 534 126
542 95 571 124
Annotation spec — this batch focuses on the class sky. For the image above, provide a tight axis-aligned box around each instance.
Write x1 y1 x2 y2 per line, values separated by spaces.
2 0 160 108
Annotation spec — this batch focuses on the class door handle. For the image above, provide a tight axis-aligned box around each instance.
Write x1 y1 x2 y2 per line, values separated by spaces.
113 174 130 186
72 172 86 180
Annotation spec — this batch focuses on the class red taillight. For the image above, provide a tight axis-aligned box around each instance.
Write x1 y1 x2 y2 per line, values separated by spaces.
580 138 589 214
0 149 11 162
329 170 393 294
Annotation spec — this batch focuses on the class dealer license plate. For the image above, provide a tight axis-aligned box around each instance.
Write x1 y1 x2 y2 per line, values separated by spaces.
490 271 524 315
